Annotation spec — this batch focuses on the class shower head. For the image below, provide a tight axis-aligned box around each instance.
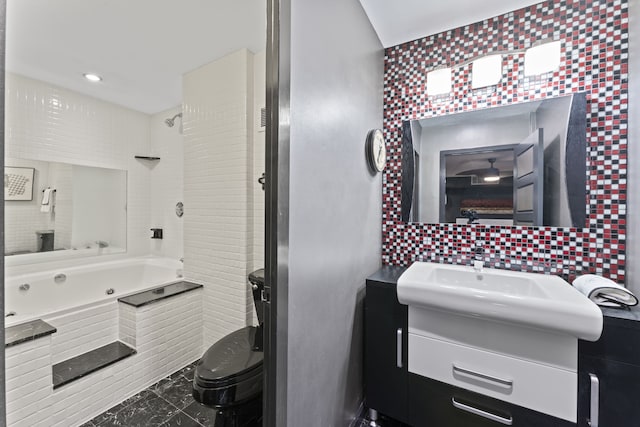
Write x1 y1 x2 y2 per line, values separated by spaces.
165 113 182 128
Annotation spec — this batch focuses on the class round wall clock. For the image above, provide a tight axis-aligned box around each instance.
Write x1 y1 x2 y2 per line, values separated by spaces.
366 128 386 173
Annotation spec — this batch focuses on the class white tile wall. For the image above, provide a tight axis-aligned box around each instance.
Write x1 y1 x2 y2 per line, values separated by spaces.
5 72 152 257
4 158 52 254
5 337 53 427
118 303 137 347
132 290 202 380
252 51 266 273
249 51 266 325
149 106 184 261
45 302 119 365
183 49 256 345
4 290 203 427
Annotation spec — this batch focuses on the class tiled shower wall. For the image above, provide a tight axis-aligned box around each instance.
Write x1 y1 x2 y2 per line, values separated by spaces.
5 73 152 257
149 106 184 261
252 50 266 274
382 0 628 282
183 49 262 346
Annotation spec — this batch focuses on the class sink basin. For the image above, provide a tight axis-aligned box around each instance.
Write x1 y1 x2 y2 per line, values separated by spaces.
397 262 603 341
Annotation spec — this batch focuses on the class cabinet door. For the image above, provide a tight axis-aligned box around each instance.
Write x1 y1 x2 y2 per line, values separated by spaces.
364 282 409 423
578 355 640 426
409 374 574 427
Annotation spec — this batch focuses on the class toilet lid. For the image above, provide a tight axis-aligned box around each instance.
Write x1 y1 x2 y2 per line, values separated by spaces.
196 326 263 386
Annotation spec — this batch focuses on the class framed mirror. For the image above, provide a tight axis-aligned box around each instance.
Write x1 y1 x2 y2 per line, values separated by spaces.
402 93 587 227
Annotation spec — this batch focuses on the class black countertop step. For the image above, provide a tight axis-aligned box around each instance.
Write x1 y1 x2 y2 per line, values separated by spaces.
118 281 202 308
367 266 407 287
5 319 57 348
53 341 136 389
600 306 640 327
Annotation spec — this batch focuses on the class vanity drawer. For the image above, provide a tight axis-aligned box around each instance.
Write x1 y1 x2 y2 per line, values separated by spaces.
409 333 577 422
409 374 575 427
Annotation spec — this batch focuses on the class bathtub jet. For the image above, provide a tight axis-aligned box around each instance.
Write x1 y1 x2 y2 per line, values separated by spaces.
4 256 182 326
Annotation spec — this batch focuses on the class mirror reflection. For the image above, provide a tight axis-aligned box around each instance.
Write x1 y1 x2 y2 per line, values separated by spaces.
403 93 587 227
442 147 516 225
4 159 127 256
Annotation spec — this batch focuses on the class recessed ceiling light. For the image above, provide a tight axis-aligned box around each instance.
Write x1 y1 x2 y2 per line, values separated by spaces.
83 73 103 82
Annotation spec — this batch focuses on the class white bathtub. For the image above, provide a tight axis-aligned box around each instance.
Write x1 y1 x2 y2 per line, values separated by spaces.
5 256 183 327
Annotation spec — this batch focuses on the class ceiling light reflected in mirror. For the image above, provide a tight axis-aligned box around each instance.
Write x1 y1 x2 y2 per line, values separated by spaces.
483 158 501 182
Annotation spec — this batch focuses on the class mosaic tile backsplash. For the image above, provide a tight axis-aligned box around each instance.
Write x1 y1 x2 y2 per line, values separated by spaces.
382 0 628 282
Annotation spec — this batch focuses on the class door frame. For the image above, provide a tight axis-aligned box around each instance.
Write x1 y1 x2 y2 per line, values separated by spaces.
513 129 544 226
264 0 290 425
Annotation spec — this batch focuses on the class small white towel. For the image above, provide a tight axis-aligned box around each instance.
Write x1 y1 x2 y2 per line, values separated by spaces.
40 188 52 213
573 274 638 308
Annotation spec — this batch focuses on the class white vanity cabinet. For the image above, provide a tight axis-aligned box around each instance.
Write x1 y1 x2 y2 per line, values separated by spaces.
409 334 576 421
364 264 607 427
405 306 579 426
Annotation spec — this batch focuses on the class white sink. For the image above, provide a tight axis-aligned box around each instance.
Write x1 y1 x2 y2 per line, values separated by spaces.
397 262 603 342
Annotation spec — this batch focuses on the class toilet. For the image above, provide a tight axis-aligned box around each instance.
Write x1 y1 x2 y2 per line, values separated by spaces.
193 269 264 426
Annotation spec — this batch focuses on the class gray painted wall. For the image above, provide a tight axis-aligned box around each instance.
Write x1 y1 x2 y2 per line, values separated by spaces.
286 0 383 424
628 0 639 294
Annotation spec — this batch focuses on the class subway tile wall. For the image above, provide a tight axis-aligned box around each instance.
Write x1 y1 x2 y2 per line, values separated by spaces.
248 51 266 325
183 49 257 345
4 158 52 253
5 337 53 427
118 302 137 348
252 51 266 275
149 106 185 261
5 73 152 257
46 302 119 365
382 0 628 282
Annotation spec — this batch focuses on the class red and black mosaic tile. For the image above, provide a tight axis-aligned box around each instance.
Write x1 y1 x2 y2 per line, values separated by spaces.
382 0 628 283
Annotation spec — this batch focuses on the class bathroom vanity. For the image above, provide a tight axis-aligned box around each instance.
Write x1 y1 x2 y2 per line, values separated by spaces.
364 266 640 426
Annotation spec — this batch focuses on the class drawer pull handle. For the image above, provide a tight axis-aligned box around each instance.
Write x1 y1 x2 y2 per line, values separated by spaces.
396 328 403 368
588 373 599 427
452 398 513 425
452 364 513 388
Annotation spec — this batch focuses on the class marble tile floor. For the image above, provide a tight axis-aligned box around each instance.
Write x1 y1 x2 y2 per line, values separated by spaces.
80 358 398 427
80 361 219 427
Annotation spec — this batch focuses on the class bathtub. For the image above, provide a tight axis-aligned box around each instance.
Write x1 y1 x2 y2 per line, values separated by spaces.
4 255 203 427
5 256 183 327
